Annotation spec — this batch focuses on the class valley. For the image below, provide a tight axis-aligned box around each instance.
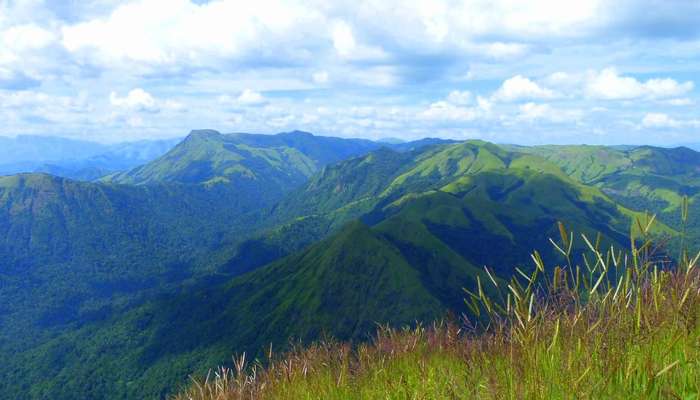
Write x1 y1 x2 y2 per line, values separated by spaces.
0 131 695 398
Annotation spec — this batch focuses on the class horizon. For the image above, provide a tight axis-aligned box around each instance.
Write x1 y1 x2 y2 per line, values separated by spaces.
0 1 699 146
1 129 699 150
4 3 700 398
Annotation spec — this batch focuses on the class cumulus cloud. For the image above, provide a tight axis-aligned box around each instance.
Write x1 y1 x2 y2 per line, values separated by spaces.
493 75 557 102
516 102 583 123
218 89 268 108
0 21 57 87
61 0 322 66
312 71 329 84
642 113 699 129
585 68 694 100
332 20 356 57
666 98 694 106
0 67 40 90
0 90 94 132
54 0 677 72
420 91 491 122
420 101 480 121
110 88 159 112
517 103 552 121
1 24 55 52
446 90 472 105
236 89 266 106
1 1 700 144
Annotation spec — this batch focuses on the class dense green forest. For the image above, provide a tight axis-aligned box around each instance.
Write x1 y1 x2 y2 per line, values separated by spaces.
1 131 698 399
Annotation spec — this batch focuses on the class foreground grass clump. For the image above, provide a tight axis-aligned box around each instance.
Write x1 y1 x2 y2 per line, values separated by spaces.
175 218 700 400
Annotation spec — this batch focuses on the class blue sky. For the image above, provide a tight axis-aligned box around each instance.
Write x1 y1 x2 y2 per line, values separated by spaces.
0 0 699 145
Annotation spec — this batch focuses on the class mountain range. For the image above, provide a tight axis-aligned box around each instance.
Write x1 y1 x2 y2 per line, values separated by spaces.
0 130 695 399
0 135 181 180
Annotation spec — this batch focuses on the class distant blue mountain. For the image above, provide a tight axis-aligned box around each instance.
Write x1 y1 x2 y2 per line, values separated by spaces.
0 135 182 180
0 133 456 181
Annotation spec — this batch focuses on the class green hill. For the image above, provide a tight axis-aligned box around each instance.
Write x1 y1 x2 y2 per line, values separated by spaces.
3 136 697 399
105 130 380 186
175 238 700 400
227 141 672 277
0 172 258 363
0 131 459 399
4 140 681 399
522 144 700 249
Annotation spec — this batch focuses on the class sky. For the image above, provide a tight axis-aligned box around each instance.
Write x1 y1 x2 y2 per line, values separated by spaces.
0 0 699 145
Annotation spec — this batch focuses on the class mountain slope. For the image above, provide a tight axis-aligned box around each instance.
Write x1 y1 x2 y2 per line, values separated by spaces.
0 173 257 354
0 131 460 399
6 140 679 399
105 130 380 186
6 222 452 399
230 140 666 275
522 144 700 249
0 131 405 351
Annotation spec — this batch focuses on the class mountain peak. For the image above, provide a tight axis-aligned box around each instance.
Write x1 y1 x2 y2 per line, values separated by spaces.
185 129 222 141
0 172 68 190
279 130 315 138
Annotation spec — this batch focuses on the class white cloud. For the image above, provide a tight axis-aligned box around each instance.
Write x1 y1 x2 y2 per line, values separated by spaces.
476 96 493 113
666 98 694 106
61 0 321 65
518 103 551 121
236 89 266 106
585 68 694 100
218 89 267 108
446 90 472 105
0 90 93 129
641 113 699 129
451 0 604 38
493 75 557 102
1 24 55 52
163 100 186 112
1 0 700 145
332 20 356 57
420 101 479 121
644 78 695 98
478 42 530 59
329 20 388 62
312 71 329 84
110 88 159 112
517 102 583 123
542 72 580 90
0 22 56 83
420 91 492 122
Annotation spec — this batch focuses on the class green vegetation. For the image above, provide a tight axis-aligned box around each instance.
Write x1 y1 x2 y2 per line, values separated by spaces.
104 130 382 187
176 218 700 399
523 144 700 250
2 135 700 399
0 131 397 399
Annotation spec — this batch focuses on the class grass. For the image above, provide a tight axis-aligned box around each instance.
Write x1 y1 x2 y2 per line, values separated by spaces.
174 206 700 400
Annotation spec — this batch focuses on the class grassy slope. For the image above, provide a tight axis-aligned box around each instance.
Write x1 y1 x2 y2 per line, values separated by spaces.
226 142 676 278
522 144 700 250
177 226 700 400
178 267 700 400
105 130 381 187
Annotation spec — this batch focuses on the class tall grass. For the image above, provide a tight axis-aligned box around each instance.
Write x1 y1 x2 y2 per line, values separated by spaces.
174 211 700 400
